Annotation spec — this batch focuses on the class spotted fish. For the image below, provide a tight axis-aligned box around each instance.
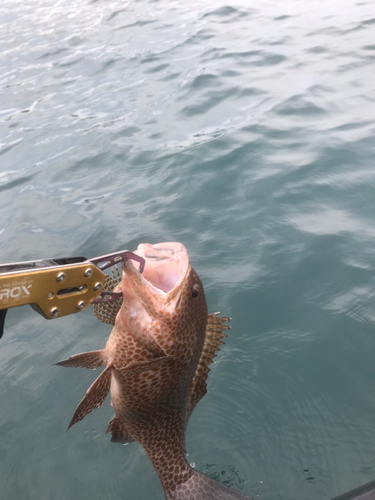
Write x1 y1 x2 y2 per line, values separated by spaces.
57 242 250 500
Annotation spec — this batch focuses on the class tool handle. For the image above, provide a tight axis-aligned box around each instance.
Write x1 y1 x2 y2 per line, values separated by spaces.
0 262 106 319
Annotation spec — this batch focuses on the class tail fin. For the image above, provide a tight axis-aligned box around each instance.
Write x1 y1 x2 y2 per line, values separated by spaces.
165 469 250 500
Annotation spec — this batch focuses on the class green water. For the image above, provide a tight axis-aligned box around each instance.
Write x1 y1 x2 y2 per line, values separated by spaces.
1 1 375 499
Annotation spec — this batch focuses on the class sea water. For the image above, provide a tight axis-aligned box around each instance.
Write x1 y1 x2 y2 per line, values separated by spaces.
1 1 375 499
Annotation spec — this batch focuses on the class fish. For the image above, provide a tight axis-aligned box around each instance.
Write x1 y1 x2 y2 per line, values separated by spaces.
56 242 250 500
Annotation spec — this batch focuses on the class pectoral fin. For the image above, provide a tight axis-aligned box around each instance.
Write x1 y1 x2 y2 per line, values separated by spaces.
68 365 112 429
55 350 105 369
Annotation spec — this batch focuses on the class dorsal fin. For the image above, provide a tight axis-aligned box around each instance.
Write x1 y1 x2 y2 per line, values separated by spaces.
93 266 122 325
187 313 230 419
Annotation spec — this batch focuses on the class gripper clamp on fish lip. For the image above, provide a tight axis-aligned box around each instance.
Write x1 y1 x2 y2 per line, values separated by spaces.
0 250 145 339
90 251 145 303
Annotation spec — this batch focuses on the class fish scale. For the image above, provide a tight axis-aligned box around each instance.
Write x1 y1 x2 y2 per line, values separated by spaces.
93 266 123 325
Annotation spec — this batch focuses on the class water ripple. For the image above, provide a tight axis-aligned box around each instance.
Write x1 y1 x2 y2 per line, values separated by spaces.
2 0 375 499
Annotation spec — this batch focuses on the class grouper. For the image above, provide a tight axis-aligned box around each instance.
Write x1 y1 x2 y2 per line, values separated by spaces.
57 242 250 500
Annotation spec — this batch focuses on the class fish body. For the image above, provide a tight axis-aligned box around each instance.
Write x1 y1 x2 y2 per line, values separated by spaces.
57 242 250 500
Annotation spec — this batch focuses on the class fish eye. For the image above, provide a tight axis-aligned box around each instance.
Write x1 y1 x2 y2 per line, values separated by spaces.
192 287 199 298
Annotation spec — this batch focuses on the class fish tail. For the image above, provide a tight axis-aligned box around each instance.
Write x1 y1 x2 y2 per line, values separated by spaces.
55 350 105 369
165 469 250 500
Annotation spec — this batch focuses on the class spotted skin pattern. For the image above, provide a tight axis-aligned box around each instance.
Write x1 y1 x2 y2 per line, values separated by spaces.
56 243 250 500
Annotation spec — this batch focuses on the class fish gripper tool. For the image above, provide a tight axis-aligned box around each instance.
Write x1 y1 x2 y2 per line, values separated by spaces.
0 250 145 339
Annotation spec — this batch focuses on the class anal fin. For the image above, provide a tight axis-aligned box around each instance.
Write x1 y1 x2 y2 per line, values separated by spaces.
68 365 112 429
55 350 105 369
105 416 134 444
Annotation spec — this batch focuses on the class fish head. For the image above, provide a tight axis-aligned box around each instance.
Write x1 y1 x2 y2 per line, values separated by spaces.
118 242 208 355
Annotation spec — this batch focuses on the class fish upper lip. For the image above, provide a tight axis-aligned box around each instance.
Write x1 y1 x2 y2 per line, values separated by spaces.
120 253 146 274
124 253 146 274
91 251 146 304
90 250 146 273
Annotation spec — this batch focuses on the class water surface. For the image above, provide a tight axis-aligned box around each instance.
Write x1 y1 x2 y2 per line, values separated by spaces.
1 1 375 499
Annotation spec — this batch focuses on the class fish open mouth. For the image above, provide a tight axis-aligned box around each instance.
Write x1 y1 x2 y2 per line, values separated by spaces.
93 244 190 327
115 243 190 328
133 243 189 298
